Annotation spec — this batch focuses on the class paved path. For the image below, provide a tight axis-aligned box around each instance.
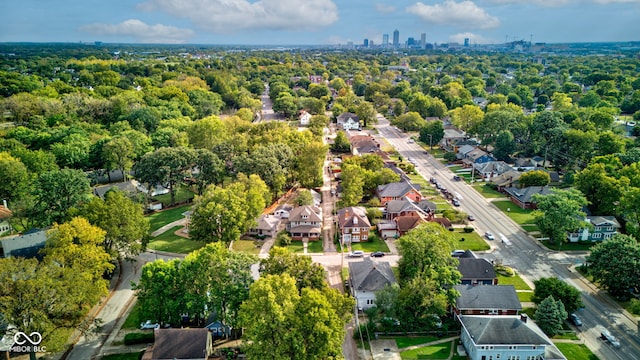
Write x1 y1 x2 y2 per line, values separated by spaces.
150 218 186 237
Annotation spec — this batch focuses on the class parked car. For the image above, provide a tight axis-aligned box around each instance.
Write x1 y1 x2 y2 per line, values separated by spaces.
140 320 160 330
569 313 582 326
371 251 385 257
467 215 476 221
451 250 466 257
452 199 460 207
485 231 495 240
349 250 365 257
429 177 437 184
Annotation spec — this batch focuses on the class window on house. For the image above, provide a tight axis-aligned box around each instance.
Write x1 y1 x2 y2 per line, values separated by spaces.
604 234 611 239
606 226 613 231
352 227 360 233
592 233 602 239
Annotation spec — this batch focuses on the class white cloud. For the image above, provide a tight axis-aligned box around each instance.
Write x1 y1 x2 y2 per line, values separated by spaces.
80 19 194 43
488 0 571 6
138 0 339 33
406 1 500 29
375 3 396 13
592 0 640 3
448 32 495 44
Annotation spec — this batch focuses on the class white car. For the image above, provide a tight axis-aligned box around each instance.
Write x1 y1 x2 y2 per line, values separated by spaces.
485 231 495 240
140 320 160 330
349 250 365 257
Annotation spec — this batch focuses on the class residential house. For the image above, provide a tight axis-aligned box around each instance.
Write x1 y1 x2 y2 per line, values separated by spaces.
568 216 621 242
299 110 312 125
146 328 212 360
503 186 552 209
337 112 361 130
441 128 467 151
132 179 169 197
456 144 476 160
247 214 281 238
490 169 522 191
462 148 495 166
394 215 424 236
348 258 397 310
287 205 323 241
0 203 12 235
429 217 452 229
377 181 422 205
274 204 293 219
453 285 522 316
472 161 514 181
349 134 380 155
0 230 47 259
458 258 497 285
459 315 566 360
513 157 538 171
376 221 398 239
92 180 138 199
309 189 322 206
205 320 231 339
384 198 433 220
337 206 371 243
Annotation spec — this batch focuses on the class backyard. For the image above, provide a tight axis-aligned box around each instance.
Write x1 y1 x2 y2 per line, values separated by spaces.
231 239 263 255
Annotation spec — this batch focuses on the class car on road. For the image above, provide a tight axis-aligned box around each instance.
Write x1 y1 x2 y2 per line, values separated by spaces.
349 250 365 257
430 177 437 184
371 251 385 258
600 328 621 348
140 320 160 330
467 215 476 221
452 199 460 206
569 313 582 326
485 231 495 240
453 175 462 181
408 139 414 144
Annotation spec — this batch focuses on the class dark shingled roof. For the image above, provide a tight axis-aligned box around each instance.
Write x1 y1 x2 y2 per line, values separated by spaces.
377 181 421 198
457 258 496 279
460 315 551 346
454 284 522 311
152 328 209 360
348 258 396 291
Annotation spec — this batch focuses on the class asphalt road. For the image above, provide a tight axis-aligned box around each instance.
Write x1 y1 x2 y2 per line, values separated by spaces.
373 116 640 360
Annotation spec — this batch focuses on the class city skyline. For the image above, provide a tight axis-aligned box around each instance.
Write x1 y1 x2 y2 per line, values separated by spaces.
1 0 639 45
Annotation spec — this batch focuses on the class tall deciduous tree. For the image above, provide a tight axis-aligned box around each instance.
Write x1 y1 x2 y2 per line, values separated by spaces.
331 130 351 153
356 101 377 127
419 121 444 149
587 234 640 298
189 185 248 243
103 136 134 180
134 259 185 327
193 149 225 195
518 170 550 188
533 277 583 314
0 152 30 204
79 189 149 259
532 189 589 246
259 247 326 293
31 168 91 226
134 147 197 207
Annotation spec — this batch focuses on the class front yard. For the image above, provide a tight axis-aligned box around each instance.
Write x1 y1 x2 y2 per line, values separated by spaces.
350 233 391 253
555 343 599 360
450 229 491 251
492 200 537 225
148 226 204 254
147 204 191 233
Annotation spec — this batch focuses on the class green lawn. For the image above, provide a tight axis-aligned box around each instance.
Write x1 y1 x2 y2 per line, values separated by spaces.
451 229 491 251
553 332 580 340
521 224 540 232
147 204 192 233
288 240 324 253
351 234 391 253
122 301 142 330
148 226 205 254
102 352 144 360
555 343 599 360
497 271 532 290
542 240 597 251
492 201 536 225
472 184 505 198
231 239 262 255
395 336 438 348
152 186 195 207
400 342 451 359
517 291 534 302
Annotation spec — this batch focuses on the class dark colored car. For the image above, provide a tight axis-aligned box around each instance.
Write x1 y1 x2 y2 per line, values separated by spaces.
371 251 385 257
467 215 476 221
453 175 461 181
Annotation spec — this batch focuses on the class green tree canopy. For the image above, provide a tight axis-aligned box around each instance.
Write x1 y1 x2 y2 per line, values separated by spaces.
533 277 583 314
534 295 568 336
587 234 640 298
532 188 589 246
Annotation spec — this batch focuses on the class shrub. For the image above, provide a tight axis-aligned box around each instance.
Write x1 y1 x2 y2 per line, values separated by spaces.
463 227 474 233
124 332 154 345
277 231 292 246
628 298 640 315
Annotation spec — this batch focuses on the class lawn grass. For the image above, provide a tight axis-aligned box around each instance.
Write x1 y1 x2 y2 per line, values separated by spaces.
497 271 532 290
231 239 262 255
472 183 505 198
555 342 599 360
152 186 195 207
542 241 597 251
492 201 536 225
148 226 205 254
287 240 324 253
517 291 535 302
400 342 451 359
451 229 490 251
521 224 540 232
101 352 144 360
121 301 142 330
395 336 439 348
351 234 391 253
553 332 580 340
147 204 191 233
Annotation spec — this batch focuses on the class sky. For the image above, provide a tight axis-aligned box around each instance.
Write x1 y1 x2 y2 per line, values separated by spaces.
1 0 639 46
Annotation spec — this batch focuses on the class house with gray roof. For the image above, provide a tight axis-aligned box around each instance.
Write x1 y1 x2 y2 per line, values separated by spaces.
287 205 323 241
490 169 522 191
503 186 552 209
377 181 422 205
384 197 432 220
458 258 497 285
0 230 47 259
247 214 281 238
348 258 397 310
459 315 566 360
454 285 522 316
462 148 495 166
568 215 621 242
337 112 360 130
92 180 138 199
147 328 212 360
472 161 514 180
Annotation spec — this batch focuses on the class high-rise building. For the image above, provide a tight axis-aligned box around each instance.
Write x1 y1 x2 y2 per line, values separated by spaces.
464 38 470 47
383 34 389 47
421 33 426 49
364 39 369 48
393 29 399 47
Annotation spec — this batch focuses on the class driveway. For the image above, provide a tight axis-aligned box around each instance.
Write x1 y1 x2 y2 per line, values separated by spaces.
370 339 401 360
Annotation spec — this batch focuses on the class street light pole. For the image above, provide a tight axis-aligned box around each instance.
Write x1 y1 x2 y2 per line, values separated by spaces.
428 134 433 150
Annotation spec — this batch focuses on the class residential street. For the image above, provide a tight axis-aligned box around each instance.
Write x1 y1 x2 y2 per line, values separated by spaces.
373 115 640 360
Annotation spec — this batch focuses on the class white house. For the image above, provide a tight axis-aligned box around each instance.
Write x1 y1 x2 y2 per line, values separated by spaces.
299 110 312 125
459 315 566 360
348 258 396 310
274 204 293 219
337 112 361 130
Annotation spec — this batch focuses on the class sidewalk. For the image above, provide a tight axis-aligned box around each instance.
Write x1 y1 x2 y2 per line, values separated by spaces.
150 218 186 237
